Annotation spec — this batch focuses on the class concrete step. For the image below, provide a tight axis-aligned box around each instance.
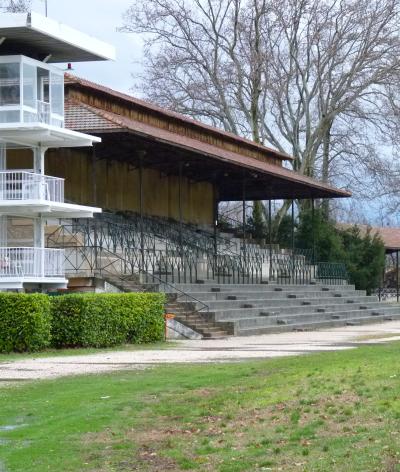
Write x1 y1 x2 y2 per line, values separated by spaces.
204 298 381 322
236 313 400 336
172 283 356 293
231 306 400 329
197 296 378 311
183 290 368 303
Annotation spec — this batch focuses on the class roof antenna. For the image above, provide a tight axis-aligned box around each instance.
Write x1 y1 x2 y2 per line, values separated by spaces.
42 0 48 17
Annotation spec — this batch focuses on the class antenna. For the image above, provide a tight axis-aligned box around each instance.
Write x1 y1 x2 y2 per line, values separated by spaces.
45 0 47 17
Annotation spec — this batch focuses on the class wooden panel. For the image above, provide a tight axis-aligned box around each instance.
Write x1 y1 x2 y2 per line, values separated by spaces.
6 149 33 169
67 88 284 166
45 148 213 225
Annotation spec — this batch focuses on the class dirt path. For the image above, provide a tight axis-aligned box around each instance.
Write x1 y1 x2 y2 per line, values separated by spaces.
2 321 400 381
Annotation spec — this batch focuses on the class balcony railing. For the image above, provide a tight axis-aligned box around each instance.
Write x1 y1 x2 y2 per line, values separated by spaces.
0 171 64 203
37 100 51 125
0 247 65 278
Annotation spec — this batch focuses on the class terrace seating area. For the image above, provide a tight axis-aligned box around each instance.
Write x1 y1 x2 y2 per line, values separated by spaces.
48 210 400 338
166 281 400 337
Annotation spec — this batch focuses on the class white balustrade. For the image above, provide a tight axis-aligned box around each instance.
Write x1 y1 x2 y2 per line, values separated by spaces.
0 171 64 203
37 100 51 125
0 247 65 278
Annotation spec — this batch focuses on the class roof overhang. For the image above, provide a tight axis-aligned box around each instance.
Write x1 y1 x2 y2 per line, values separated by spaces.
0 123 101 148
91 129 351 200
0 201 102 218
0 12 115 62
0 277 67 289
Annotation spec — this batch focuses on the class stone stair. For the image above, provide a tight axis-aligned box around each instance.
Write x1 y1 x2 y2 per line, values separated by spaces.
74 274 400 339
165 298 228 339
165 281 400 336
102 275 229 339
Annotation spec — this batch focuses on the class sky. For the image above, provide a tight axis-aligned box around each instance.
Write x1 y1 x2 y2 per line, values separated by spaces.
30 0 143 94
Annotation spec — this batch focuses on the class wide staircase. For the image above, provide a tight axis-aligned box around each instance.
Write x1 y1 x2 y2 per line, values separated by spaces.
47 211 400 339
165 280 400 337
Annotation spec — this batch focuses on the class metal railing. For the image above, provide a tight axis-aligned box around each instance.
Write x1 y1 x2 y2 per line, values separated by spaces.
64 245 211 325
0 247 65 278
37 100 51 124
270 255 348 285
50 217 349 286
0 171 64 203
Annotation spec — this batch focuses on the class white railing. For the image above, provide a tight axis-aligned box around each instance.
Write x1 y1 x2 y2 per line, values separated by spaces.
37 100 51 125
0 171 64 203
0 247 65 278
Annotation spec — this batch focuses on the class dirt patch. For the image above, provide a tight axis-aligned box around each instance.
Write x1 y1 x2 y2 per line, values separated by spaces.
133 445 178 471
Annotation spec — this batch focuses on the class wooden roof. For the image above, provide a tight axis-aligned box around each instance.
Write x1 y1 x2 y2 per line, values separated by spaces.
65 73 292 163
64 75 352 201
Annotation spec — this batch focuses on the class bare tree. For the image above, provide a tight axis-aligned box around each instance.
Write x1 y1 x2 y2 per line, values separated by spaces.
0 0 31 12
121 0 400 226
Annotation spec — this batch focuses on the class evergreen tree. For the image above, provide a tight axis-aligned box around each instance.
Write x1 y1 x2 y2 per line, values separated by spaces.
250 201 266 240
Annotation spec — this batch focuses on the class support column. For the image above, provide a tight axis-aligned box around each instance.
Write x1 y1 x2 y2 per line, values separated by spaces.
0 215 7 247
138 151 145 271
178 161 183 256
0 143 6 170
33 146 46 175
268 199 272 280
397 250 399 303
291 199 295 252
34 217 45 277
242 178 246 260
0 144 6 248
91 146 97 206
213 180 218 257
311 198 316 264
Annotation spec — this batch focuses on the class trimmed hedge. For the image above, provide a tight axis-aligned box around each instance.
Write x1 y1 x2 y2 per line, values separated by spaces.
0 293 52 353
51 293 165 348
0 292 166 353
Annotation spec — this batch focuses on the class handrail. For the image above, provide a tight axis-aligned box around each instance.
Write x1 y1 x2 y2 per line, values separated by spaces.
0 247 65 278
52 217 348 286
64 245 210 325
0 171 64 203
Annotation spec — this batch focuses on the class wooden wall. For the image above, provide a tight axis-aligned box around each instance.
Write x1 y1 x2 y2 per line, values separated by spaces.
44 148 214 225
6 147 214 225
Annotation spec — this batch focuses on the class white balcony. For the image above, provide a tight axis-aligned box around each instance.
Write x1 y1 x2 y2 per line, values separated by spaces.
0 170 100 218
0 247 66 289
0 171 64 202
0 55 101 148
0 55 64 127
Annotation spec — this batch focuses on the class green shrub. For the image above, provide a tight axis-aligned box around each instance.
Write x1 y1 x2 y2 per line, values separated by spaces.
51 292 165 348
0 293 52 353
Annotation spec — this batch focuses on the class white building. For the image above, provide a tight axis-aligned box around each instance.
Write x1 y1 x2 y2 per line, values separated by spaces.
0 12 115 291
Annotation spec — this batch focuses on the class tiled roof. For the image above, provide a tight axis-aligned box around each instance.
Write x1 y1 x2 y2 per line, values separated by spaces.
65 100 120 131
64 73 293 161
64 99 351 199
338 223 400 251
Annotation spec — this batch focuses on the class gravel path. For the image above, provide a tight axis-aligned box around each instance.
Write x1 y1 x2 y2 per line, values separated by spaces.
2 321 400 382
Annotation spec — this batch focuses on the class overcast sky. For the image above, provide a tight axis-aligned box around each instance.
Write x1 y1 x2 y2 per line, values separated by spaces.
30 0 142 94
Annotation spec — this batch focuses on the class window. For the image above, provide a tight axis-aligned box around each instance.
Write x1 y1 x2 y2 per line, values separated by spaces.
0 63 20 107
37 67 50 103
50 72 64 117
23 63 36 109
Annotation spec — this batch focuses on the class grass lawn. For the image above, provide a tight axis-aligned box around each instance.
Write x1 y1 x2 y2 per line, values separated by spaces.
1 343 400 471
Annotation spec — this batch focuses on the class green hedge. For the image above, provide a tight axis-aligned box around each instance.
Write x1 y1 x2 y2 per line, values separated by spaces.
0 292 166 353
51 293 165 348
0 293 52 353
